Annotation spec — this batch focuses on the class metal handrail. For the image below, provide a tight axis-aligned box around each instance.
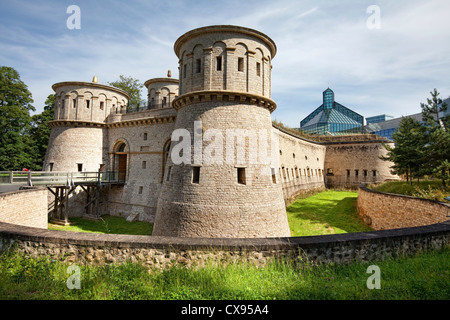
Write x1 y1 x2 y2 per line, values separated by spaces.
0 171 125 186
124 102 174 113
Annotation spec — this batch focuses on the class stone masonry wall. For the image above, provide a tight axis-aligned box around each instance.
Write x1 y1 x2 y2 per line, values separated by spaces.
153 100 290 238
357 186 450 230
324 141 399 188
0 188 48 229
106 113 176 222
0 220 448 269
44 125 106 173
276 128 326 204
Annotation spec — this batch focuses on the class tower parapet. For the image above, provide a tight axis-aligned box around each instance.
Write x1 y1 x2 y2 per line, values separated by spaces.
44 80 129 172
52 80 129 123
174 25 276 99
144 76 179 109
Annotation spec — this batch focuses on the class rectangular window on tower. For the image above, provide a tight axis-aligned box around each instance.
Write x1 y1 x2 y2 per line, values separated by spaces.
86 100 90 109
216 56 222 71
167 166 172 181
238 57 244 72
237 167 246 185
196 58 201 73
192 166 200 184
256 62 261 76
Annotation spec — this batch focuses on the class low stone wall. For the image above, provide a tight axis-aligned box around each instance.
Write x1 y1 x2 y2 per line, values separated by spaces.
357 186 450 230
0 220 448 268
0 187 48 229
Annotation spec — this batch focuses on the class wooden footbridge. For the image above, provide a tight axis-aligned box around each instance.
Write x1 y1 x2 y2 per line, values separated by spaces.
0 171 125 225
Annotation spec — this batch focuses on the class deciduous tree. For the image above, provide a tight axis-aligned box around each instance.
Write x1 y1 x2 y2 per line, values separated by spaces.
29 94 55 170
0 66 35 170
108 75 144 109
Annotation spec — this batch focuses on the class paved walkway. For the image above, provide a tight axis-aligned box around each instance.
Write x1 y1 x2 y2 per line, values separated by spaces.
0 185 24 194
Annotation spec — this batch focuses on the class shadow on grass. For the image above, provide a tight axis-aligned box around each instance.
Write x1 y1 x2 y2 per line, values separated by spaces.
287 192 373 235
48 215 153 236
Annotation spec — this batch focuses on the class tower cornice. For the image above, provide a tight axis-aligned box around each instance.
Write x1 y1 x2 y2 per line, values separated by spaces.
52 81 130 99
174 25 277 58
172 90 277 113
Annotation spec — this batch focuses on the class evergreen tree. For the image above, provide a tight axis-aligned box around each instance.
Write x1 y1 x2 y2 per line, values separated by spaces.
0 66 35 171
381 117 426 184
420 89 450 189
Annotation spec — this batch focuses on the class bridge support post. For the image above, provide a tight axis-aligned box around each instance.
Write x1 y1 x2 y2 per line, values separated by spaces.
48 185 74 226
80 184 102 220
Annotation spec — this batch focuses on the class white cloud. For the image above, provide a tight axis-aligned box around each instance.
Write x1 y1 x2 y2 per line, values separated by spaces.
1 0 449 128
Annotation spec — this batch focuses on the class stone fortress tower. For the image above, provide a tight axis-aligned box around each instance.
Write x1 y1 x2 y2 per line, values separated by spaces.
44 78 129 173
41 24 398 235
145 74 179 110
152 25 291 238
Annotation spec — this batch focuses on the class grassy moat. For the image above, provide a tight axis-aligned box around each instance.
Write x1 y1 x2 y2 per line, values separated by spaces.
1 188 449 300
47 190 368 237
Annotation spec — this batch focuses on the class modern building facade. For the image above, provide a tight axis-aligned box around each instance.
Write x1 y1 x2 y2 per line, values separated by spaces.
365 113 423 141
366 114 394 125
300 88 364 135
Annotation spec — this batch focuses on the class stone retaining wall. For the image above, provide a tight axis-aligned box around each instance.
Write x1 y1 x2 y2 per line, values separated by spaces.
0 220 448 269
0 188 48 229
357 186 450 230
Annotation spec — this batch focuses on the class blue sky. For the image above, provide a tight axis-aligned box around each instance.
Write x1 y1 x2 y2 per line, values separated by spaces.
1 0 449 128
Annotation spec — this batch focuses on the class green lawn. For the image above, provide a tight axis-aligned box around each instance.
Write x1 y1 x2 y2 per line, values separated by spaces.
48 215 153 235
48 190 369 237
287 190 372 237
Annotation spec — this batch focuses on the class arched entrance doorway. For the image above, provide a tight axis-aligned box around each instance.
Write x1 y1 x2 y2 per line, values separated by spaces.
161 140 171 183
114 142 128 181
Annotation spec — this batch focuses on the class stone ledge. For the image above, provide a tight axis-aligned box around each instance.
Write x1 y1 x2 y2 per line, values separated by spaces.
172 90 277 113
1 220 448 251
360 185 450 208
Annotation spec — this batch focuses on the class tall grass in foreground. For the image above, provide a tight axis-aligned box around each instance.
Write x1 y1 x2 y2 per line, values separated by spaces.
0 248 448 300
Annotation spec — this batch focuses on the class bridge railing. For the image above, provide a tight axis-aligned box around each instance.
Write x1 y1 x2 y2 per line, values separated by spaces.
0 171 125 186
